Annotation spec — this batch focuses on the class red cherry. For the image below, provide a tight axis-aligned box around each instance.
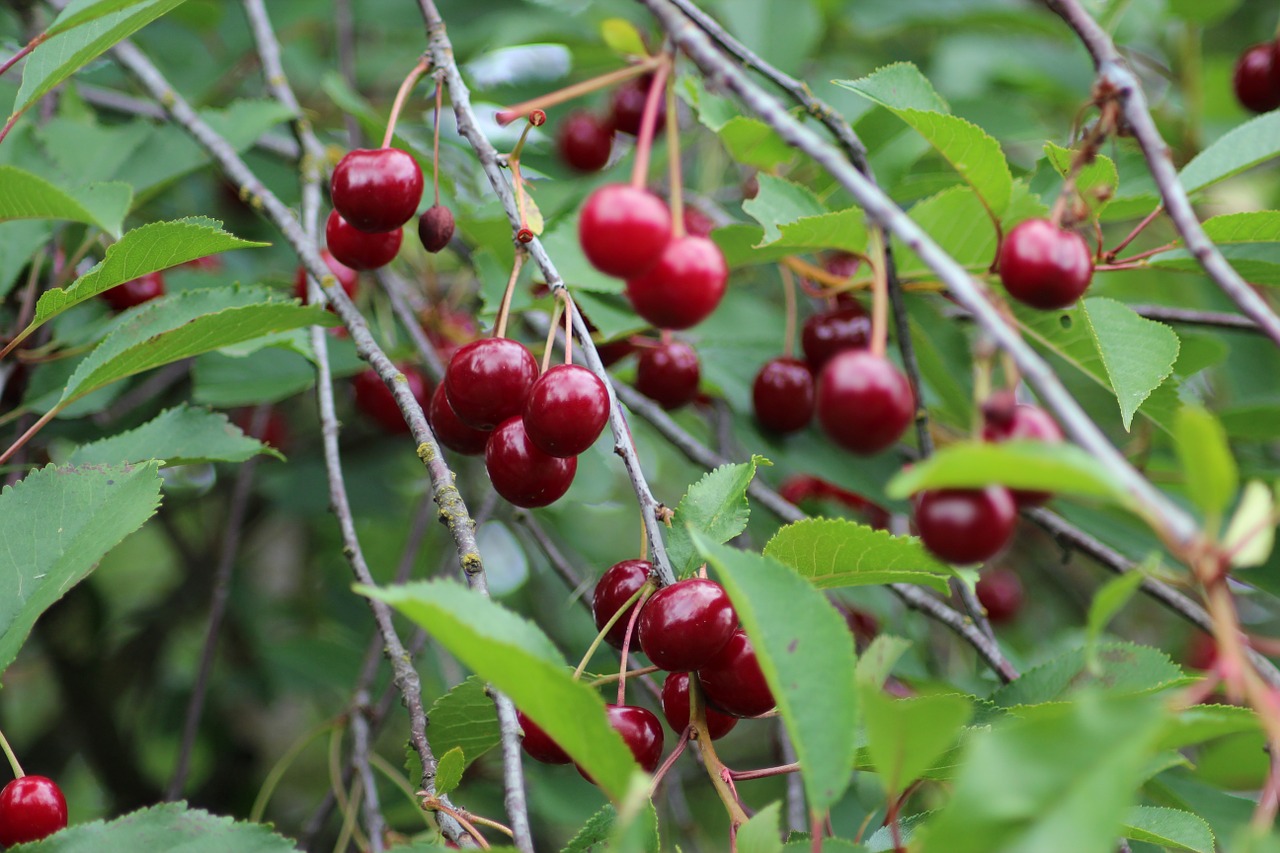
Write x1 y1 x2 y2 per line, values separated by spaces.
0 775 68 847
581 705 664 777
557 111 614 172
816 351 915 455
625 235 727 330
683 206 716 239
427 383 491 456
232 408 292 453
801 306 870 372
982 393 1064 507
975 568 1024 623
609 75 665 136
913 486 1017 565
517 710 571 764
998 219 1094 311
1184 632 1218 672
752 357 814 434
637 578 737 672
579 185 672 279
100 271 165 311
698 630 775 718
352 365 430 434
183 255 222 271
421 306 478 364
294 249 359 303
593 559 653 648
596 338 637 367
325 210 402 271
635 340 700 410
330 147 424 233
1233 43 1280 114
485 417 577 508
660 672 737 740
778 475 890 529
444 338 540 430
823 251 861 280
523 364 610 457
418 204 456 253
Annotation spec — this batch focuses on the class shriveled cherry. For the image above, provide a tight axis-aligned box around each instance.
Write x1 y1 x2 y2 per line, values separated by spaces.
428 383 490 456
698 629 775 718
100 270 165 311
517 710 571 764
0 775 68 847
637 578 737 672
1233 42 1280 114
578 184 672 279
557 112 613 172
752 357 814 434
913 486 1017 565
975 568 1024 623
523 364 610 457
325 209 402 271
294 249 359 303
625 235 727 330
660 672 737 740
635 340 700 410
998 219 1093 310
485 417 577 508
801 305 871 372
593 559 653 649
418 204 456 253
444 338 539 430
352 365 430 434
816 351 914 455
330 147 424 233
609 75 664 136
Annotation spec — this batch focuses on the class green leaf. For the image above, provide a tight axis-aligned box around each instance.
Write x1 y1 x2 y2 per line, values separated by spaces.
0 463 162 680
0 166 131 238
1082 297 1180 431
718 117 795 171
1043 143 1117 215
738 802 784 853
1084 572 1144 673
1173 405 1238 521
763 518 954 592
599 18 648 56
434 747 465 797
425 676 500 772
47 0 160 34
1223 481 1275 569
855 635 913 688
693 535 858 813
359 580 640 800
1159 704 1260 750
0 221 54 298
861 690 971 796
563 805 616 853
1147 244 1280 284
894 186 997 275
68 404 282 467
1123 806 1215 853
1179 112 1280 195
1201 211 1280 243
665 456 767 577
835 62 951 114
12 801 296 852
605 776 660 853
743 175 827 245
990 643 1188 708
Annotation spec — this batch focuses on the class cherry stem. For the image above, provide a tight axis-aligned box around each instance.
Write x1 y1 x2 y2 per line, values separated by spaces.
869 232 889 359
562 291 574 365
432 77 444 206
0 109 25 148
382 55 431 149
782 255 864 293
664 73 685 237
571 585 648 681
1104 204 1163 261
648 728 690 792
688 676 750 830
630 57 672 190
493 251 525 339
588 665 660 687
0 405 60 466
540 296 563 374
617 586 655 706
495 56 662 126
727 761 800 781
422 797 491 850
0 727 25 779
780 264 798 358
639 512 650 560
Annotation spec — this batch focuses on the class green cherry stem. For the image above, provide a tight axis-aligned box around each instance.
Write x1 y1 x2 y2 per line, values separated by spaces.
492 250 526 339
571 584 649 681
629 57 672 190
0 727 25 779
540 293 565 374
664 72 685 237
588 665 661 687
382 55 432 149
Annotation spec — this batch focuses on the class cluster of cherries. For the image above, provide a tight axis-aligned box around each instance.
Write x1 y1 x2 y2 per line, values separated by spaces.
1234 37 1280 114
0 774 68 847
555 76 664 173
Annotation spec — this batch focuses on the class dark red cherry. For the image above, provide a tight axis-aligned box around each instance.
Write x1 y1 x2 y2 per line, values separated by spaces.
777 475 890 529
418 204 456 253
0 775 68 847
625 235 727 330
637 578 737 672
593 559 653 648
557 111 613 172
325 209 402 271
584 705 664 777
816 351 914 455
1233 43 1280 114
295 249 359 303
523 364 610 457
975 568 1024 623
484 417 577 508
517 710 571 764
428 383 490 456
982 392 1064 506
913 486 1017 565
596 337 636 367
232 407 292 453
698 629 775 718
100 270 165 311
609 75 665 136
752 357 815 434
998 219 1094 311
330 147 424 233
444 338 539 430
579 184 672 279
1184 632 1218 672
352 365 430 434
683 206 716 238
660 672 737 740
823 251 862 280
635 340 700 410
801 306 871 372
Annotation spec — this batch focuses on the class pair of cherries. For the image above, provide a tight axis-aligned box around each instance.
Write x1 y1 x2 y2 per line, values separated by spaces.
556 75 665 173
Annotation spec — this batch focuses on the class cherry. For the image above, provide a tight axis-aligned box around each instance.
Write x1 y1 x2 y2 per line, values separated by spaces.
578 184 672 279
777 475 890 529
419 204 456 253
100 270 165 311
330 147 424 233
815 351 915 455
1184 632 1218 672
444 338 540 430
557 111 613 172
294 249 359 303
352 365 430 434
637 578 737 672
0 775 68 847
522 364 610 458
421 306 478 364
593 559 653 648
998 219 1093 311
609 75 664 136
232 408 292 453
1233 43 1280 114
660 672 737 740
596 338 636 367
325 209 402 271
982 391 1064 506
625 235 728 330
913 486 1017 565
428 383 491 456
975 568 1024 623
698 629 775 718
584 705 664 777
823 251 862 280
752 357 814 435
183 254 222 271
635 340 700 410
801 305 871 372
485 417 577 508
683 206 716 239
517 710 571 764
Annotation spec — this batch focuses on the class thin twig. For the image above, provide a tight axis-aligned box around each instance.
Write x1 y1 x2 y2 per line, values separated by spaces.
1127 304 1261 332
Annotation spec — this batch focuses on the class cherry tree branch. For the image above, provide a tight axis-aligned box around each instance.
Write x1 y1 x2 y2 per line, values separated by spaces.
1128 304 1262 332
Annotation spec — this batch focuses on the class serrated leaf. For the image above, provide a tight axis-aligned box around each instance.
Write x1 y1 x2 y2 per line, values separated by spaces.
894 186 997 275
738 802 784 853
1174 405 1238 521
1082 297 1180 431
718 117 795 171
990 643 1188 708
600 18 648 56
0 166 131 237
607 779 661 853
1159 704 1260 750
1200 211 1280 243
0 463 162 681
743 175 827 245
1044 142 1117 215
1084 572 1144 673
694 535 858 813
1223 481 1275 568
563 805 616 853
835 62 950 113
861 690 971 796
665 456 768 577
434 747 465 797
1123 806 1215 853
13 801 296 852
426 676 500 772
68 404 281 467
1180 112 1280 195
763 518 953 592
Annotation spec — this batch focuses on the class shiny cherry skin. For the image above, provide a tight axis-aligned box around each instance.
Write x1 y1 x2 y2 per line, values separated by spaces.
100 270 166 311
593 559 653 648
975 568 1024 623
0 775 68 847
1233 43 1280 114
609 75 664 136
325 209 402 271
579 185 672 279
636 340 700 410
982 391 1065 506
816 351 915 455
998 219 1094 310
444 338 540 430
625 235 728 330
330 147 424 233
752 357 815 434
582 705 664 777
913 486 1017 565
517 710 571 764
523 364 610 457
801 305 871 372
698 629 775 718
557 111 613 172
637 578 737 672
294 249 359 303
485 417 577 508
428 383 490 456
351 365 430 434
660 672 737 740
418 204 456 253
